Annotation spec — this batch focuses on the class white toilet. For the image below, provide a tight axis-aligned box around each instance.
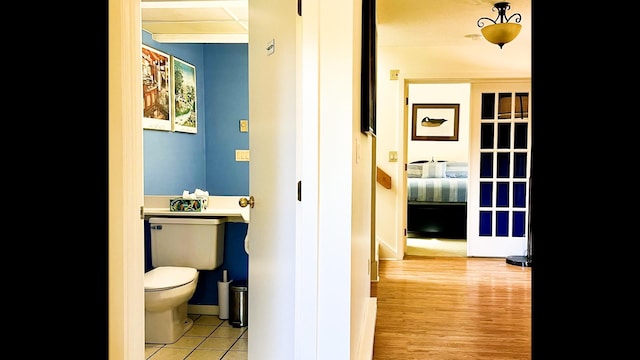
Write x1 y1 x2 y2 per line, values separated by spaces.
145 216 227 344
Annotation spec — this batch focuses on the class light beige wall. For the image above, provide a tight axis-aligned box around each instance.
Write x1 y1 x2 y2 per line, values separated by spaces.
407 83 471 163
298 2 374 356
311 0 374 358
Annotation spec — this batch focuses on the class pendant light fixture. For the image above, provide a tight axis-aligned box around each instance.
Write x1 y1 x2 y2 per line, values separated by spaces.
477 2 522 49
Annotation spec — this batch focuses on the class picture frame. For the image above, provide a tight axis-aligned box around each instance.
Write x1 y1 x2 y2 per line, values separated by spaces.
142 45 172 131
172 57 197 134
411 103 459 141
360 0 376 135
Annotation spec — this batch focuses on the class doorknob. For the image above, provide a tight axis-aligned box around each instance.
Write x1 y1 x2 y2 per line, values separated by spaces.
239 196 255 208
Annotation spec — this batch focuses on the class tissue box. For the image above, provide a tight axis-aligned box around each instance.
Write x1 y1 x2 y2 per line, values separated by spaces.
169 198 204 212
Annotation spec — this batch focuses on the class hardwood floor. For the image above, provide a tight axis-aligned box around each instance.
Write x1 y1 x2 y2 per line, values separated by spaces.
372 256 531 360
405 237 467 257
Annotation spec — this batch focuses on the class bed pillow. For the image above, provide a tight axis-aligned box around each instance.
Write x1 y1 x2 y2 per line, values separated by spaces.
422 162 447 178
407 163 423 178
445 162 468 178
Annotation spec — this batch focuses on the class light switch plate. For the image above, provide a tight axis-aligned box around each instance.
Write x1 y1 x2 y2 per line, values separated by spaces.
389 151 398 162
240 119 248 132
235 150 250 161
390 69 399 80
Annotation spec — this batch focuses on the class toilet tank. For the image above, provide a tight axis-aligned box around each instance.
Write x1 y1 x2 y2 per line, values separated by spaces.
149 217 227 270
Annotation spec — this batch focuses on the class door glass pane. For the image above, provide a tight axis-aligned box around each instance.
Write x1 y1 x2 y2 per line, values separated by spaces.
498 93 511 119
480 123 494 149
512 211 526 237
480 182 493 207
479 211 492 236
514 153 527 178
515 92 528 119
497 123 511 148
497 153 510 178
480 153 493 178
513 182 526 207
496 182 509 207
496 211 509 236
481 93 495 119
514 123 528 149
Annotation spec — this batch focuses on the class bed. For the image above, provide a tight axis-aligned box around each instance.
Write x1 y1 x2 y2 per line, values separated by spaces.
407 161 468 239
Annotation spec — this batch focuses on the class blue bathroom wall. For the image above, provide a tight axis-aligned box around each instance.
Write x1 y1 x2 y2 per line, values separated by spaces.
143 32 207 195
203 44 249 195
143 32 250 306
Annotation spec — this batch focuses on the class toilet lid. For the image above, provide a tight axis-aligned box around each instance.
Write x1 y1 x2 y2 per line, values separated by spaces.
144 266 197 291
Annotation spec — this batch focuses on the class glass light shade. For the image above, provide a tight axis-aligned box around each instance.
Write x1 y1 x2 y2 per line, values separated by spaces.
481 23 522 48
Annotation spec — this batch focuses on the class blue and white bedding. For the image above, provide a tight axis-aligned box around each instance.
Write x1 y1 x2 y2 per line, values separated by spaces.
408 177 468 202
407 161 468 203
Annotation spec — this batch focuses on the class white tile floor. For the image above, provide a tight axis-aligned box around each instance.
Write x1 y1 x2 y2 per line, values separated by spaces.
145 314 247 360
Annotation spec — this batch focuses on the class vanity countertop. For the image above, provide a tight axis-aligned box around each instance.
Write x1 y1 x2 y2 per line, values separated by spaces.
144 195 250 222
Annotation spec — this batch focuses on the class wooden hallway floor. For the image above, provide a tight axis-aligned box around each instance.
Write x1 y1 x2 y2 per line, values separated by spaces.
371 256 531 360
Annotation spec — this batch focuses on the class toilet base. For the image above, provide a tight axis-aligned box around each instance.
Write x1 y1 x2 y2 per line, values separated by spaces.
145 302 193 344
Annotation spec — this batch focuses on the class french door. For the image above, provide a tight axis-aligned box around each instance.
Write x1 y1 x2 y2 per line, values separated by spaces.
467 81 532 257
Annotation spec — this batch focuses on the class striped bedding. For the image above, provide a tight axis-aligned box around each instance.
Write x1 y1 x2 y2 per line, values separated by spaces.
407 177 468 203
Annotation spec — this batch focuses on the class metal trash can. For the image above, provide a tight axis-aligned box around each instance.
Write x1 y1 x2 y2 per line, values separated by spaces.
230 280 248 328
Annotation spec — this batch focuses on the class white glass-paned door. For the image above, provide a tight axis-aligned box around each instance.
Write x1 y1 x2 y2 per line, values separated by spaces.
468 82 531 257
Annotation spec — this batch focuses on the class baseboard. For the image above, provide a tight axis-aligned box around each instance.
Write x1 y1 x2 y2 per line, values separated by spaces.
188 304 219 316
356 297 377 360
378 238 399 260
370 261 379 283
370 241 379 282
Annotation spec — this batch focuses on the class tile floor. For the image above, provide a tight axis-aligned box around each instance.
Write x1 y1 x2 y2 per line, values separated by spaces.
145 314 247 360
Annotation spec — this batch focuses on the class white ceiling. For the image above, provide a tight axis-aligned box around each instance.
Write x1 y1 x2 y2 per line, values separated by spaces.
141 0 249 43
141 0 530 71
376 0 530 47
376 0 531 75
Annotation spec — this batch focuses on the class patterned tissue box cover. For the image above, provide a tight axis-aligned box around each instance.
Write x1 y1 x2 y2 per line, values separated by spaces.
169 198 204 212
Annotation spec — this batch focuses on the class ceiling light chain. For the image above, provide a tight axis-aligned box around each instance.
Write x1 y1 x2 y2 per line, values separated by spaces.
477 2 521 28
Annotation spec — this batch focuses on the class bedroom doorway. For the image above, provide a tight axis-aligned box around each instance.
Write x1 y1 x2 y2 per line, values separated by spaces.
404 82 471 258
402 81 532 258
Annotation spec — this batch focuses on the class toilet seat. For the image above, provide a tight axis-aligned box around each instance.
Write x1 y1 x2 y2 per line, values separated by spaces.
145 266 197 291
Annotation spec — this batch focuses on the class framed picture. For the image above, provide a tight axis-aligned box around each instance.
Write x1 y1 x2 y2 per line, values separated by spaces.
360 0 376 135
411 103 459 141
142 45 172 131
172 57 197 134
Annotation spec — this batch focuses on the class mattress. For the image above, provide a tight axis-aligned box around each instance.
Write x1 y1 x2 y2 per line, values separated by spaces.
407 177 468 203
